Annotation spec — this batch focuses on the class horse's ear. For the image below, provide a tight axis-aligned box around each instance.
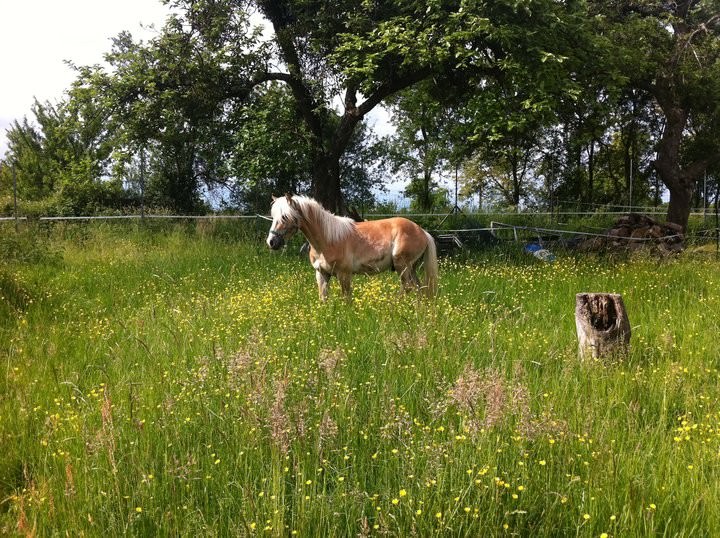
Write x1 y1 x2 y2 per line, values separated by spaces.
286 193 298 209
271 195 277 202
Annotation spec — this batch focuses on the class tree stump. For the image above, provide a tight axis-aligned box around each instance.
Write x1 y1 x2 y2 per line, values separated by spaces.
575 293 631 360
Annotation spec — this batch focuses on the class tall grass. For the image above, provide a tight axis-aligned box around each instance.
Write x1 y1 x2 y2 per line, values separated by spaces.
1 222 719 536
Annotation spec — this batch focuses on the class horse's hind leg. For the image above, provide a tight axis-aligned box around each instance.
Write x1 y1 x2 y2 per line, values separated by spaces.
394 260 420 292
316 270 330 301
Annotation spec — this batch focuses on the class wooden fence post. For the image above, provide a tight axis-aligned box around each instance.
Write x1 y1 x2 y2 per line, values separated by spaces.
575 293 631 360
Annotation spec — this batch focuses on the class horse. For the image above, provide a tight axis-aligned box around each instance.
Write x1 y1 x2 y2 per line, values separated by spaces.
266 194 438 301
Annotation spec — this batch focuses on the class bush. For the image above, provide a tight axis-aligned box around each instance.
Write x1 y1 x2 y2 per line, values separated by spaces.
0 224 61 264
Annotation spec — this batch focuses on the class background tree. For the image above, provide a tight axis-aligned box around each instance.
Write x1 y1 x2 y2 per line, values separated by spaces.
459 153 489 210
66 0 594 213
226 83 382 213
74 25 239 213
1 97 120 215
596 0 720 229
4 0 720 220
399 0 602 212
78 0 488 213
227 83 314 213
382 83 456 211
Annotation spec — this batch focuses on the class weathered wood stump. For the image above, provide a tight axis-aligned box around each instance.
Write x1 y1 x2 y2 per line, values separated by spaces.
575 293 631 360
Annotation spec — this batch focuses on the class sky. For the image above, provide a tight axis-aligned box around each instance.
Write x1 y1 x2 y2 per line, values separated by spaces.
0 0 173 158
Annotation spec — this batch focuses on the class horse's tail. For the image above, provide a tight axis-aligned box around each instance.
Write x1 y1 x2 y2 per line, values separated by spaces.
423 231 438 297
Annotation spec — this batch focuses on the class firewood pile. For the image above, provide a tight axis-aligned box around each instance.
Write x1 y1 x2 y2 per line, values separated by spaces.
576 214 684 255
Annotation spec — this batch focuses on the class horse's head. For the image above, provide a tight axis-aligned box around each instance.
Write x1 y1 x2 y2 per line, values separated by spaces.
267 194 301 250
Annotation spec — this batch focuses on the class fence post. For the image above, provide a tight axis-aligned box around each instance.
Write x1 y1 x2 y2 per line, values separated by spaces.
703 170 708 225
13 166 18 232
715 179 719 259
140 147 146 222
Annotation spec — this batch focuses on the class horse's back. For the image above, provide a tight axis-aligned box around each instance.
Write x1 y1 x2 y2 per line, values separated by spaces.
355 217 429 263
355 217 426 239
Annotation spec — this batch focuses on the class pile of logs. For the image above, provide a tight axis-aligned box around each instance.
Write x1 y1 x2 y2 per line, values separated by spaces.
576 214 684 255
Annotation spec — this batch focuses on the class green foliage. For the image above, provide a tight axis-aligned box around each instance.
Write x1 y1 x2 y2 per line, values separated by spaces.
0 225 60 265
1 0 718 221
227 84 316 212
0 97 127 215
382 82 458 211
590 0 720 226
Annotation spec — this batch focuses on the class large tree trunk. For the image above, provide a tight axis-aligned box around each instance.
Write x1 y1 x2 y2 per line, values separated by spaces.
608 2 720 230
312 155 343 214
421 170 432 211
510 154 521 208
651 103 709 231
648 51 719 231
260 0 436 215
665 178 694 232
652 103 692 230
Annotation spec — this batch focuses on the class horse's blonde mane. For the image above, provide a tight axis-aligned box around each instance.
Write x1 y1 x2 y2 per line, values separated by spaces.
272 196 355 244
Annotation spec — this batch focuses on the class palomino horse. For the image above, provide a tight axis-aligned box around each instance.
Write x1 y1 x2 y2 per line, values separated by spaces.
266 195 438 301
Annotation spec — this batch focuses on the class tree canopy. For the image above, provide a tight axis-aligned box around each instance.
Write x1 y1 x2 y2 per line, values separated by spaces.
1 0 719 227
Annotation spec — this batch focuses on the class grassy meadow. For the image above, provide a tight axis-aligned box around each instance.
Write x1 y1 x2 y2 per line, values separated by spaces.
1 221 720 536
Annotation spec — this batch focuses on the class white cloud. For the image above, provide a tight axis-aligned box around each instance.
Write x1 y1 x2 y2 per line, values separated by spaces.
0 0 172 158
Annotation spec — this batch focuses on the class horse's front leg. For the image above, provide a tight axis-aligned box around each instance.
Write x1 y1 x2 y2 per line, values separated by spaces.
316 270 331 302
337 273 353 301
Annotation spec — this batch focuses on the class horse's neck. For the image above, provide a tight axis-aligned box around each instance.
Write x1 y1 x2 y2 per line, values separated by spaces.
300 209 347 253
300 216 330 253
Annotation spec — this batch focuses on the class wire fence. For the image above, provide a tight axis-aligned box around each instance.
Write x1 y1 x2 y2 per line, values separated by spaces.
371 190 718 215
2 214 718 260
35 214 259 221
11 209 711 218
1 210 717 227
2 208 717 248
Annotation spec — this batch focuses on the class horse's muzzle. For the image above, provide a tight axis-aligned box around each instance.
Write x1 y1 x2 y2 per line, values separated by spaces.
267 235 284 250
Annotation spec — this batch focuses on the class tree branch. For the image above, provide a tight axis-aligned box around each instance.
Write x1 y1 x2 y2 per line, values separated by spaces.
330 67 434 158
344 84 358 114
257 0 326 147
226 71 293 99
357 67 434 117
